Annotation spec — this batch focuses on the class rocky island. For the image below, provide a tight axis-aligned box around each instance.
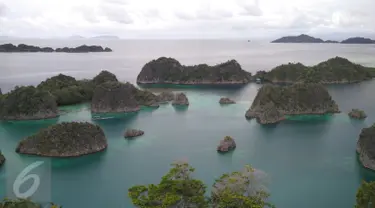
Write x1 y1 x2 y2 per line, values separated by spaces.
124 129 144 138
217 136 236 152
137 57 252 85
245 83 340 124
0 43 112 53
157 91 175 103
254 57 375 84
349 109 367 119
219 97 236 104
91 81 140 114
172 93 189 106
0 86 59 120
341 37 375 44
356 124 375 171
0 152 5 167
271 34 339 43
37 74 93 106
16 122 108 157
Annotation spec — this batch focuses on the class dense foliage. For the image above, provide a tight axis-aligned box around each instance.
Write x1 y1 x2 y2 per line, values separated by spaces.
261 57 375 84
16 122 107 157
137 57 252 83
37 74 93 106
0 86 57 119
128 162 273 208
92 70 118 85
0 198 60 208
355 181 375 208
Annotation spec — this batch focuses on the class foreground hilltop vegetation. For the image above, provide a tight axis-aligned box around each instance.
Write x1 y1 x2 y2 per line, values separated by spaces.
254 57 375 84
137 57 252 85
245 83 340 124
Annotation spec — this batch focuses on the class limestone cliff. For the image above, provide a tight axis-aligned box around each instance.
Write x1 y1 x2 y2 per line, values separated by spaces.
137 57 252 85
246 83 340 124
356 124 375 171
16 122 107 157
91 81 140 114
0 86 58 120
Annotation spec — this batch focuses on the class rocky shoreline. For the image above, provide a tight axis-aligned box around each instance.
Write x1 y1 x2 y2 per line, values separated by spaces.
246 83 340 124
16 122 108 157
0 43 112 53
137 57 252 85
356 124 375 171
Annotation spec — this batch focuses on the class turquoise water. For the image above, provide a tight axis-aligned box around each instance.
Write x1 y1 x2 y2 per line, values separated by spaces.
1 40 375 207
1 83 375 208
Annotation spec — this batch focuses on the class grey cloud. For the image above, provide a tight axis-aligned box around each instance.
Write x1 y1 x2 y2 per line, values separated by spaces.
73 5 100 23
237 0 262 16
99 4 133 24
0 2 7 17
103 0 129 6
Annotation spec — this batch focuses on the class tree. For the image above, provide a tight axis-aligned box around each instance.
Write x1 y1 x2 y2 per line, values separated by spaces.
0 198 61 208
211 165 274 208
355 180 375 208
128 162 274 208
128 161 209 208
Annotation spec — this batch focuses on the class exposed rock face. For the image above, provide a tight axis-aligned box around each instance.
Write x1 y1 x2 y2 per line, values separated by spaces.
37 74 93 106
341 37 375 44
172 93 189 106
91 81 140 114
349 109 367 119
219 97 236 104
0 86 58 120
217 136 236 152
15 122 108 157
356 124 375 171
0 43 112 52
0 152 5 167
258 57 375 84
137 57 252 85
127 84 160 107
246 83 340 124
157 91 175 103
124 129 144 138
92 70 118 85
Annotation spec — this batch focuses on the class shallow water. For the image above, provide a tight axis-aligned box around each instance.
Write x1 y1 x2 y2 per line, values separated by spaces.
0 40 375 208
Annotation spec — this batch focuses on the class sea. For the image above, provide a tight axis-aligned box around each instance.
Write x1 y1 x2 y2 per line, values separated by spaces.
0 39 375 208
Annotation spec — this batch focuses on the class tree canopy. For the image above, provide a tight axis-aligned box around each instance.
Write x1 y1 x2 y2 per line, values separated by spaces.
128 162 274 208
355 181 375 208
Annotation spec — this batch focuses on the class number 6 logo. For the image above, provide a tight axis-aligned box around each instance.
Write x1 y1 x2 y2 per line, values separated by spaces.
13 161 45 198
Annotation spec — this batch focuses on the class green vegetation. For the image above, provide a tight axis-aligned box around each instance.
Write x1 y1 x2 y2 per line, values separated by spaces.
137 57 252 84
128 161 273 208
0 86 57 119
37 74 93 106
92 70 118 85
260 57 375 84
223 136 233 142
355 181 375 208
0 198 60 208
16 122 107 157
0 151 5 167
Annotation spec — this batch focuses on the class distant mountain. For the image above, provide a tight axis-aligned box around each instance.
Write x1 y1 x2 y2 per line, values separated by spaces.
341 37 375 44
91 35 120 40
68 35 85 39
271 34 325 43
324 40 339 43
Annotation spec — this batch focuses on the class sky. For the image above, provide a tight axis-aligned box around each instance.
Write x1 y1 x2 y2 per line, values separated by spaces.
0 0 374 40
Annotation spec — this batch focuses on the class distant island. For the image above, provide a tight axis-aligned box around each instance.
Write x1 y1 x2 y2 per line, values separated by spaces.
271 34 375 44
245 83 340 124
0 43 112 53
271 34 338 43
91 35 120 39
137 57 252 85
253 57 375 84
341 37 375 44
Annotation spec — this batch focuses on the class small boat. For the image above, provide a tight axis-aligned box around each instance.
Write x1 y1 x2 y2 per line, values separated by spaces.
255 78 261 84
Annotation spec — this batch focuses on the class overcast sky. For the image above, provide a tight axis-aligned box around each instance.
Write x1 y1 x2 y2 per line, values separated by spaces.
0 0 374 40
